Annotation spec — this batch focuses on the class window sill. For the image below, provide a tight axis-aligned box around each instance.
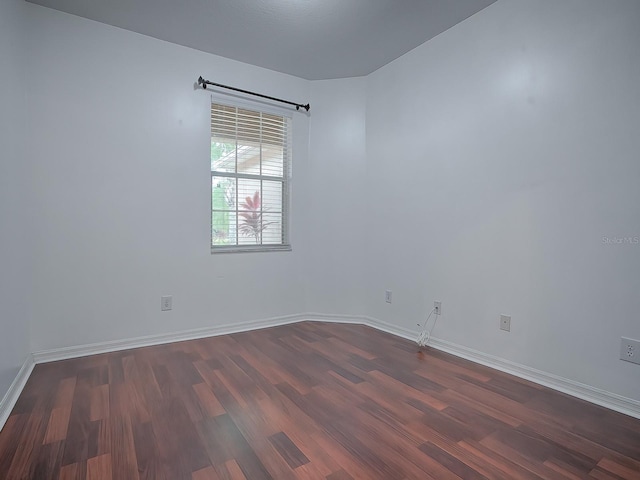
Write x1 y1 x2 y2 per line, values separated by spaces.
211 244 292 254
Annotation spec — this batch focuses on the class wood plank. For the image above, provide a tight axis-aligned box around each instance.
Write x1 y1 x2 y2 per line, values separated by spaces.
193 382 226 418
58 462 79 480
43 406 72 444
89 384 110 421
109 415 140 480
32 440 65 480
269 431 310 469
223 459 248 480
54 377 78 407
6 411 47 478
193 465 221 480
87 453 113 480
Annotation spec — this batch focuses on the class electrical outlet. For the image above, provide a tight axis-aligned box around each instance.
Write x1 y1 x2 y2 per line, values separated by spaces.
434 301 441 315
385 290 392 303
620 337 640 365
161 295 172 311
500 314 511 332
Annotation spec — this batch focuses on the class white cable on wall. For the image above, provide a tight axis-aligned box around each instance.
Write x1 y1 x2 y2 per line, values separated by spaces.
417 307 439 347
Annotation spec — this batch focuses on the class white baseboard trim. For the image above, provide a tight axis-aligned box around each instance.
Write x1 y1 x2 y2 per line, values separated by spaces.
32 313 307 364
425 335 640 420
353 315 640 420
22 311 640 421
0 354 35 432
304 312 367 325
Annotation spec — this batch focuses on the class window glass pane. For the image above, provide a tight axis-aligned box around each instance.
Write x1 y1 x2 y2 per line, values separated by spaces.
261 213 283 245
262 180 283 213
212 176 236 245
236 143 261 175
238 232 258 246
237 178 261 210
212 176 235 209
226 210 238 246
237 178 262 244
211 140 236 173
212 210 237 245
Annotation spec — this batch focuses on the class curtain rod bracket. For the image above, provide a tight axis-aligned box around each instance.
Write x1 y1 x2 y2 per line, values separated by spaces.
198 76 310 112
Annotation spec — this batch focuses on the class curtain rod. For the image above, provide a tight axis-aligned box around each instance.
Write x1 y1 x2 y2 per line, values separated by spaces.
197 76 310 112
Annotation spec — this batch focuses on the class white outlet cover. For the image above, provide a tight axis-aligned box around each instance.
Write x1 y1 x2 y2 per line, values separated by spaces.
500 314 511 332
620 337 640 365
161 295 172 311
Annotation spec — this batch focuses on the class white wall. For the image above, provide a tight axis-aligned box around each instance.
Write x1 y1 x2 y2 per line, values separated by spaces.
305 78 367 314
365 0 640 400
0 0 32 398
10 0 640 406
25 5 311 351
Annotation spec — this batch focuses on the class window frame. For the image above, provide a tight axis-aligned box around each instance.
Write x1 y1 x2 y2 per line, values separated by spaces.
209 96 292 254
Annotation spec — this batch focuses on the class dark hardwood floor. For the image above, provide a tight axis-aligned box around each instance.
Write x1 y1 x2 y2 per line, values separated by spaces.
1 322 639 479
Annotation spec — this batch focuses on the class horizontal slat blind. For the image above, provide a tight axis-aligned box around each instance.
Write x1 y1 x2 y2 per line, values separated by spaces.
211 102 291 252
211 106 286 146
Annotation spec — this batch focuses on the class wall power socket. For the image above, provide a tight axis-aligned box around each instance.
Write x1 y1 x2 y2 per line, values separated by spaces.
620 337 640 365
161 295 172 311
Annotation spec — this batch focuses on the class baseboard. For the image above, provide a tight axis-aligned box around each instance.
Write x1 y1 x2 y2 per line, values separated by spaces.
355 315 640 420
304 312 368 325
426 336 640 419
32 313 307 364
26 311 640 421
0 354 35 432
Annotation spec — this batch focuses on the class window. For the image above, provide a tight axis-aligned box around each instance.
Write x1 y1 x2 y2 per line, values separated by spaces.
210 102 291 252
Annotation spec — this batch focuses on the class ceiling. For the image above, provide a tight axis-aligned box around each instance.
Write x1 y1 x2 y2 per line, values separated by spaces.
26 0 497 80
